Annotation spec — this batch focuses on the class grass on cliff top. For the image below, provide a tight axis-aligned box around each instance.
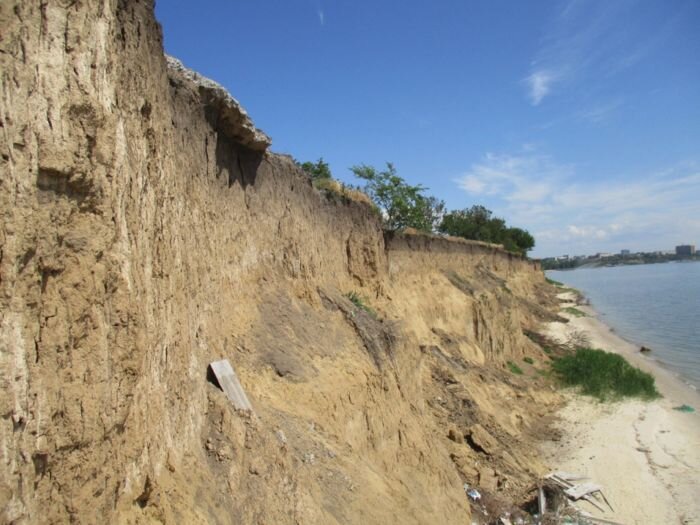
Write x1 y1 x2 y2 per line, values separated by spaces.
551 347 660 401
313 177 376 209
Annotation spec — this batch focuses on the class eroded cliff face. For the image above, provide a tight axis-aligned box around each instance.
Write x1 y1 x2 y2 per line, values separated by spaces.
0 2 558 524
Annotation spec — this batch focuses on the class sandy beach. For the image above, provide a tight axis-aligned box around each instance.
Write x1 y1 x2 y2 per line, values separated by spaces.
541 291 700 524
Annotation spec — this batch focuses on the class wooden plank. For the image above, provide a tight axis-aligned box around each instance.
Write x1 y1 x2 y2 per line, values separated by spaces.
554 477 606 512
551 471 589 482
599 490 615 512
583 516 624 525
537 485 546 516
549 474 574 489
565 482 604 500
209 359 254 412
581 494 606 513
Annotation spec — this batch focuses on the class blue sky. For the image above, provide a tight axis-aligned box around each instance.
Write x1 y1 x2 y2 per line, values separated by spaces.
155 1 700 257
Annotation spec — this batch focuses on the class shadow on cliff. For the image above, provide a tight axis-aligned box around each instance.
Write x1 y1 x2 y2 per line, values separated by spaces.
207 111 264 189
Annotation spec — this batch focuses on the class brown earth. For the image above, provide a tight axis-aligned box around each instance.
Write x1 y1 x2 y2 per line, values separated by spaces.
0 2 562 523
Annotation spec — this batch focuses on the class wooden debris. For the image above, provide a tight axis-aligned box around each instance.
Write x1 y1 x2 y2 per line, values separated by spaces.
551 471 589 482
564 482 603 500
582 495 606 513
545 472 609 514
209 359 254 413
599 489 614 513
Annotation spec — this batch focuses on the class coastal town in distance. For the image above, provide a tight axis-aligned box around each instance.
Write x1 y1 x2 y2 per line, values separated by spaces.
542 243 699 270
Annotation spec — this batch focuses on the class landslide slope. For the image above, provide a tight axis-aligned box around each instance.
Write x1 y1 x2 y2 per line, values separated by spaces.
0 2 559 523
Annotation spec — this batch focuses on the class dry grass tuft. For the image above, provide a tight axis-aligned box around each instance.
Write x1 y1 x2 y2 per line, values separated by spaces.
313 177 373 206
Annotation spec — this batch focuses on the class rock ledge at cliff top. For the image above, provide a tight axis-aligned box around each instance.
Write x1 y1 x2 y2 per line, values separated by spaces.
166 55 272 151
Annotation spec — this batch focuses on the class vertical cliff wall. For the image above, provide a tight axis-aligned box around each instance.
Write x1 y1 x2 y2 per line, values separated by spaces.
0 2 557 523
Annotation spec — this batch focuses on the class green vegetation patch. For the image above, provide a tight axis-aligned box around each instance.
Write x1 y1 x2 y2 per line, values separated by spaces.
507 361 524 375
439 205 534 255
523 329 560 357
301 157 536 255
523 356 534 365
351 162 444 232
673 404 695 413
345 291 377 318
564 306 587 318
551 348 660 401
546 277 564 287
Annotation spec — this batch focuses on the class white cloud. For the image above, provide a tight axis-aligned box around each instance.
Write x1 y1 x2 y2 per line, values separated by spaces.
459 175 488 194
567 225 609 240
575 99 622 123
317 9 325 25
455 152 700 257
525 70 558 106
455 152 570 203
523 2 674 107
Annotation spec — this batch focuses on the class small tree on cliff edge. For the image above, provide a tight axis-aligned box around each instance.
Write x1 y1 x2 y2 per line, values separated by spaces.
350 163 444 232
505 227 535 255
301 158 332 180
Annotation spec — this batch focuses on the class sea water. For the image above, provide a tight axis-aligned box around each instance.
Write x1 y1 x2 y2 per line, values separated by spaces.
547 261 700 390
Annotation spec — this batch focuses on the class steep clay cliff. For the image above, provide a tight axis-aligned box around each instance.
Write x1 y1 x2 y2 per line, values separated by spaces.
0 2 559 523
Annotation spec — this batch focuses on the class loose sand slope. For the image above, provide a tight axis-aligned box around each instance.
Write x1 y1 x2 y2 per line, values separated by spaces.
542 292 700 525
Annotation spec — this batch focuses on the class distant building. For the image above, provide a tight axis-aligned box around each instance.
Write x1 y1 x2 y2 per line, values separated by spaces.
676 244 696 256
620 249 630 256
595 252 613 258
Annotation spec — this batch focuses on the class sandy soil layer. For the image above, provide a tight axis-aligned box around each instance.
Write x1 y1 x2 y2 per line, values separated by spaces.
541 292 700 525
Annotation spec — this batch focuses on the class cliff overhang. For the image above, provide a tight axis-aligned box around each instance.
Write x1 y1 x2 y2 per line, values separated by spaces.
166 55 271 151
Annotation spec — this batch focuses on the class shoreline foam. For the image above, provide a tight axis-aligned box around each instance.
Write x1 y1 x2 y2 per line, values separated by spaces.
540 291 700 524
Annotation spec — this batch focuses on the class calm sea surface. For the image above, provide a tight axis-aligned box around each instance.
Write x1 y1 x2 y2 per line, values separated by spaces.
548 261 700 390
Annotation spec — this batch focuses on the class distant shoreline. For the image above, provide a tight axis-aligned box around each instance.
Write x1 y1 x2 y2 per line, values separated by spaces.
542 254 700 271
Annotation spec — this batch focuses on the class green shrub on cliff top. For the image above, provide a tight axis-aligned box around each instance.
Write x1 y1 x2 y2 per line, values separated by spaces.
551 347 660 401
438 205 535 255
301 158 332 180
300 158 375 208
350 163 445 232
